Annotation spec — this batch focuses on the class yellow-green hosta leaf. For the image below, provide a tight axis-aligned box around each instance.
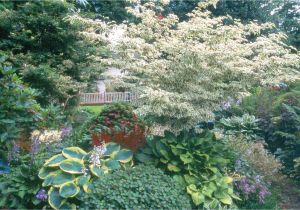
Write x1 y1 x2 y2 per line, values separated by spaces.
59 182 80 198
52 171 75 187
184 174 198 185
180 153 193 164
113 149 133 163
104 142 120 156
60 202 76 210
38 167 57 179
90 165 104 177
59 159 85 174
44 154 65 168
62 147 87 160
83 183 91 193
220 195 233 205
190 191 205 206
167 163 181 172
223 176 233 184
48 187 66 210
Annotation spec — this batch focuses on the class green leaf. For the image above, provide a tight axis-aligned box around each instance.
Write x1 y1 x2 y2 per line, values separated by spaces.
52 171 75 187
135 153 154 163
44 154 66 167
60 202 76 210
184 174 198 185
62 147 87 160
48 187 65 210
167 163 181 172
180 153 193 164
59 159 85 174
223 176 233 184
103 159 121 170
104 142 120 156
42 173 56 187
76 175 91 187
220 195 232 205
90 165 104 177
38 167 57 179
59 182 80 198
113 149 133 163
192 192 205 206
156 141 170 159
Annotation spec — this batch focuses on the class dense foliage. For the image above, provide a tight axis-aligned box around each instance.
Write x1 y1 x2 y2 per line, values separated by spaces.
90 1 300 132
136 129 238 208
0 0 105 105
80 164 192 209
0 58 41 156
229 82 300 177
82 103 146 151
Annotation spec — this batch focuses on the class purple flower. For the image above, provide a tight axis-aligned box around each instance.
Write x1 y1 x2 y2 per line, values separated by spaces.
222 101 231 110
61 127 72 138
30 138 40 160
36 189 47 201
7 142 20 163
236 99 242 105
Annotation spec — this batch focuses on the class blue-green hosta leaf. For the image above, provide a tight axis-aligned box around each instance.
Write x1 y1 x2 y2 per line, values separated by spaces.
76 175 91 186
59 159 85 174
104 142 120 156
59 202 76 210
89 165 104 177
38 167 58 179
59 182 80 198
52 171 75 187
113 149 133 163
44 154 66 167
103 159 121 170
42 173 56 187
48 187 66 210
62 147 87 160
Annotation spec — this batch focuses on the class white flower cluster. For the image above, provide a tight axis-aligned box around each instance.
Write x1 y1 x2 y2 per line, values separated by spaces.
31 130 62 143
89 143 107 166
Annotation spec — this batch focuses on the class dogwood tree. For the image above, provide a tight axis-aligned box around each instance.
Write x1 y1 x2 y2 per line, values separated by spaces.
81 1 300 132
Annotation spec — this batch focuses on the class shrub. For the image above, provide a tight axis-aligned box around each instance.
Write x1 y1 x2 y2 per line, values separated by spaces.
227 134 284 183
86 103 147 151
136 129 239 208
0 58 41 156
0 154 46 209
80 165 192 209
231 82 300 177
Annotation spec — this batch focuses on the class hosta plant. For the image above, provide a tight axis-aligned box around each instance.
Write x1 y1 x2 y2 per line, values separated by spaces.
136 129 239 208
38 143 133 209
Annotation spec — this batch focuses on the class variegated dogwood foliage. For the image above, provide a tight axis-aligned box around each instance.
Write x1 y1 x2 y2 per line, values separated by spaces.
77 0 300 132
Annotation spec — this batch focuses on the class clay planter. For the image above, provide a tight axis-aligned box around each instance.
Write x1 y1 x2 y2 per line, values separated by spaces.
91 125 146 151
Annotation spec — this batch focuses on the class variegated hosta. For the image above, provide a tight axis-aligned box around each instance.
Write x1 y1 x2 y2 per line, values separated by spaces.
38 143 133 210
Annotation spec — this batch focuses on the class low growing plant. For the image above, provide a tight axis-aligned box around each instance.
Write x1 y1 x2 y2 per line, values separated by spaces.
136 129 239 208
38 143 133 209
85 103 147 151
80 165 192 209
